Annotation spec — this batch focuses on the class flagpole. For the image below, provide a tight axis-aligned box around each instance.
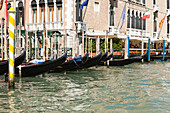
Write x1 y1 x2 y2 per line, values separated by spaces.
82 7 88 22
157 15 166 39
117 2 126 31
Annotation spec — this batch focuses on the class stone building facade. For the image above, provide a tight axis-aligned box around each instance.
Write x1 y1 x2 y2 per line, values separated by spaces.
0 0 170 57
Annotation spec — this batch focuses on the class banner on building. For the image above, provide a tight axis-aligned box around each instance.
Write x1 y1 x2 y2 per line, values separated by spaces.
159 16 165 28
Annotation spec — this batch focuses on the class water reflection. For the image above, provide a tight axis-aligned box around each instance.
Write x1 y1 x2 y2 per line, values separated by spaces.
0 62 169 112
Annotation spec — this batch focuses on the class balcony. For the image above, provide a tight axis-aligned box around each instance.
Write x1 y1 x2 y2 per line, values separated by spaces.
153 4 159 12
26 21 63 32
126 28 150 37
75 21 87 32
153 32 159 39
167 34 170 39
167 9 170 16
109 26 118 34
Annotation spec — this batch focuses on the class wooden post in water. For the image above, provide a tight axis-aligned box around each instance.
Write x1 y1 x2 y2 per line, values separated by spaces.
8 8 15 88
18 23 21 56
25 30 29 61
88 37 90 55
46 37 48 60
85 34 87 53
82 29 84 56
141 39 144 63
35 29 37 59
90 39 93 57
51 36 53 58
163 38 165 61
43 23 46 61
148 38 151 62
106 30 108 51
4 18 7 60
65 29 67 52
110 38 113 53
96 36 100 55
124 36 130 59
1 20 3 60
76 25 79 55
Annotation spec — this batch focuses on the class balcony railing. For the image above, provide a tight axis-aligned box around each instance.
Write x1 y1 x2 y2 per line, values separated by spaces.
167 9 170 16
109 26 118 34
26 21 63 32
153 4 159 12
126 28 150 37
167 34 170 39
75 21 87 32
153 32 159 39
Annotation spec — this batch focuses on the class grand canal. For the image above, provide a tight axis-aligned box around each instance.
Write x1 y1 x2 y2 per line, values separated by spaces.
0 61 170 113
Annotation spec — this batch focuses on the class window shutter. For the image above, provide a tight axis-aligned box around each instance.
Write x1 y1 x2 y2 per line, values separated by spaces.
16 7 19 26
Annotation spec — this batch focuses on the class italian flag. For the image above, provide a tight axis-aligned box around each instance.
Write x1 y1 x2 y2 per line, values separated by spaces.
142 10 150 20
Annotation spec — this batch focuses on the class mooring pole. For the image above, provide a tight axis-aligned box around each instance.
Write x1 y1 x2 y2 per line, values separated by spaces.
8 8 16 88
148 38 151 62
162 38 165 61
128 36 130 58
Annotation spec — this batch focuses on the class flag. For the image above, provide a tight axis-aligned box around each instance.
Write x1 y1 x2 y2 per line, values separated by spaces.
81 0 89 9
120 4 126 30
142 10 150 20
159 16 165 28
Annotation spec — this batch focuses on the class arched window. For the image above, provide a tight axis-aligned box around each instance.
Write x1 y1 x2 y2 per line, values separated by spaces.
109 5 114 26
132 11 135 28
31 0 37 23
143 14 146 30
16 1 24 26
76 0 82 21
7 3 11 10
127 9 130 28
139 13 142 29
143 0 145 5
136 12 139 29
39 0 45 23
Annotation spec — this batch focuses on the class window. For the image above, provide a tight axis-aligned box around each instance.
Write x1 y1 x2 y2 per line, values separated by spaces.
132 11 135 28
94 1 100 12
154 20 157 32
153 0 156 4
32 10 37 23
76 0 82 21
40 8 45 22
49 7 54 22
140 13 142 29
110 5 114 26
57 7 62 21
127 10 130 28
167 0 170 9
143 18 146 30
136 12 139 29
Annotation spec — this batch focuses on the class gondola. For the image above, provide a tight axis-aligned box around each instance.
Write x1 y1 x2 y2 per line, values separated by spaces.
49 53 89 73
0 49 26 75
150 55 170 61
78 51 103 68
15 52 67 77
99 51 113 66
109 52 147 66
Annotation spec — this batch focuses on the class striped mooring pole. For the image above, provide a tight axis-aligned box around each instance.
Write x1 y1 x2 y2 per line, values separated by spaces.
8 8 16 88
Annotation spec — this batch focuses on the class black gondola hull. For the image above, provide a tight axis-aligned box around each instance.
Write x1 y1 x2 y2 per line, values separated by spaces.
16 53 67 77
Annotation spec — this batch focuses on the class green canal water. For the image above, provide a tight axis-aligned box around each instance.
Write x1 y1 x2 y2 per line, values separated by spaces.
0 62 170 113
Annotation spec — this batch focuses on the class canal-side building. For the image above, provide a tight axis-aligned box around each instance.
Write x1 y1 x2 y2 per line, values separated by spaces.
0 0 170 59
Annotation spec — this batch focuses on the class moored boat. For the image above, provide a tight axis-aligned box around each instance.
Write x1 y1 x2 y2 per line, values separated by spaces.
15 52 67 77
78 51 102 68
109 52 147 66
49 53 89 73
0 49 26 75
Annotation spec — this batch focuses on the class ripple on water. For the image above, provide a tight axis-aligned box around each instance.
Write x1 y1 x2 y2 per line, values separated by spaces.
0 62 170 112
